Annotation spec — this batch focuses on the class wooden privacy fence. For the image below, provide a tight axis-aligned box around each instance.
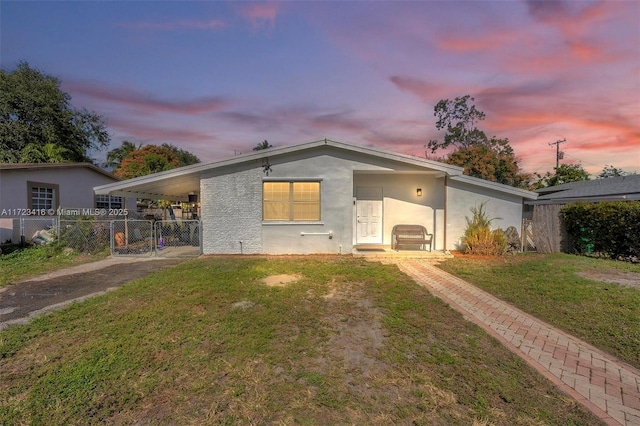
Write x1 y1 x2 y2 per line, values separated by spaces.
531 204 568 253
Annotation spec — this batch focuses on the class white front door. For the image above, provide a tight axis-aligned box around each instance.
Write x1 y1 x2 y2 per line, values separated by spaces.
356 187 383 244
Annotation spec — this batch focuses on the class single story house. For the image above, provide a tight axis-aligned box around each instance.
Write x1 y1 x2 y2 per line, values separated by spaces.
526 174 640 253
0 162 128 243
94 139 538 255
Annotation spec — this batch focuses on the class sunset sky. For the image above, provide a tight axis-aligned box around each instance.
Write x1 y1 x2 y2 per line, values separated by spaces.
2 1 639 176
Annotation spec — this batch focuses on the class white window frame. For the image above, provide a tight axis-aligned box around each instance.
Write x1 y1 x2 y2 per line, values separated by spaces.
262 181 321 222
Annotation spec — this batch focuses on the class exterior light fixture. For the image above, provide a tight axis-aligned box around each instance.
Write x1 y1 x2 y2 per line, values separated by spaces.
416 188 422 196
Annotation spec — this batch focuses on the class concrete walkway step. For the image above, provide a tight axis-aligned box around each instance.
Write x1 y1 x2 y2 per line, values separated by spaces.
395 259 640 426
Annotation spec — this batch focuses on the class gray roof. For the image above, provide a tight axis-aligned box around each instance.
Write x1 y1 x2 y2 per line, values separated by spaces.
531 174 640 204
0 162 120 181
94 138 538 201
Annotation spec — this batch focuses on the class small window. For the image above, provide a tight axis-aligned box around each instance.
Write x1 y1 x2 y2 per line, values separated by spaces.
27 181 59 212
96 195 123 209
263 182 320 221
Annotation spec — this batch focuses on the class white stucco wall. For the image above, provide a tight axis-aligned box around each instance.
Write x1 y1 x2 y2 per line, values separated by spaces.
199 146 449 255
352 174 445 250
446 178 525 251
0 167 120 213
197 146 529 255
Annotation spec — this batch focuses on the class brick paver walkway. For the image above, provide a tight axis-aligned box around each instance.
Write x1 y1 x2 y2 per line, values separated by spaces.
394 259 640 426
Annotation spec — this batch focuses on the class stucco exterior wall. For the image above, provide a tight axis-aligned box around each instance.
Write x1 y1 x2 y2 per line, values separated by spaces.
446 178 524 251
199 146 449 255
0 167 119 213
352 174 445 250
197 145 528 255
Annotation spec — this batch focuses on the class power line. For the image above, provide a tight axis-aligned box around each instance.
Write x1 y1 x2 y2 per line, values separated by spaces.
548 138 566 168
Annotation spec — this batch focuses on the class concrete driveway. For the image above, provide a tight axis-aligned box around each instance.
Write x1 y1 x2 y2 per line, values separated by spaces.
0 257 186 330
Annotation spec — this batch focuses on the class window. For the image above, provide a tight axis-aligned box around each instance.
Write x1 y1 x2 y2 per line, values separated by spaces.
263 181 320 221
27 181 59 212
96 195 123 209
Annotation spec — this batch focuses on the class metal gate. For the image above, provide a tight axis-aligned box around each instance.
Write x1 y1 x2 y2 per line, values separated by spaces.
154 220 201 257
111 220 154 257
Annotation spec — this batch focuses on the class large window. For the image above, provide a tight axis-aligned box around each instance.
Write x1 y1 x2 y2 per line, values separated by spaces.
263 181 320 221
27 181 59 211
96 195 123 209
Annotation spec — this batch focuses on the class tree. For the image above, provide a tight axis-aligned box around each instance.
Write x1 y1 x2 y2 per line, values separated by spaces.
114 144 200 179
597 165 628 179
0 61 110 163
106 140 138 169
446 138 535 188
540 163 590 187
253 140 273 151
427 95 533 189
162 143 200 166
426 95 487 153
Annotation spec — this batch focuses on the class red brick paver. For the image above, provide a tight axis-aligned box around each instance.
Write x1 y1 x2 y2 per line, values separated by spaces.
394 259 640 426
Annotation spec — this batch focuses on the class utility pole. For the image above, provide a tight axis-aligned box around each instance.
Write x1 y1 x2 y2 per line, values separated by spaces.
548 138 566 168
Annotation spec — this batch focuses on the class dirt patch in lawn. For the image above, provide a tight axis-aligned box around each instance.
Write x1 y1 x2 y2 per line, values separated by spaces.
578 270 640 290
261 274 301 287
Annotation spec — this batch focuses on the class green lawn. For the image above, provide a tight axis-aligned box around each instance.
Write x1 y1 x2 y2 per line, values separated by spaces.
0 256 599 425
0 245 108 287
438 252 640 369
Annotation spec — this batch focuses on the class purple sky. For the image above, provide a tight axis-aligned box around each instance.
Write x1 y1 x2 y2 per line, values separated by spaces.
2 1 639 176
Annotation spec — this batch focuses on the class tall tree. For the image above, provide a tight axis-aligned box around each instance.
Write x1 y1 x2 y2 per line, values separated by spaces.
0 61 110 163
162 143 200 165
426 95 487 153
597 165 628 179
106 140 138 169
253 140 273 151
114 144 200 179
428 95 532 188
540 163 590 187
447 137 535 188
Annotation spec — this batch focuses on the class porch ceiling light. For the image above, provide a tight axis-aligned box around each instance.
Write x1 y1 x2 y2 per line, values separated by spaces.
416 188 422 196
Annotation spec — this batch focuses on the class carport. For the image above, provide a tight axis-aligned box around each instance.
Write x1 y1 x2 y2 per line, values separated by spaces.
94 163 209 258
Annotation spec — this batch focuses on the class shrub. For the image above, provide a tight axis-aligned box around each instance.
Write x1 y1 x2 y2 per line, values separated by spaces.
462 202 507 255
560 201 640 260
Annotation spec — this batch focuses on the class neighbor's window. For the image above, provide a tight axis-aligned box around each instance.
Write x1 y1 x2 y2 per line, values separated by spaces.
96 195 123 209
27 181 59 212
263 182 320 221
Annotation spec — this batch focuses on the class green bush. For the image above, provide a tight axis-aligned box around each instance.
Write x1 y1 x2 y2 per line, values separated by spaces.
560 201 640 260
462 203 507 255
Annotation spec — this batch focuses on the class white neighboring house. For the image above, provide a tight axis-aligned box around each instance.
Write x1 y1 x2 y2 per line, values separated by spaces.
0 163 129 243
95 139 538 254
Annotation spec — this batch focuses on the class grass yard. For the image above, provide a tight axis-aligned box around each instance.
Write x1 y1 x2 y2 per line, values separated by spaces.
0 256 599 425
438 252 640 370
0 245 108 287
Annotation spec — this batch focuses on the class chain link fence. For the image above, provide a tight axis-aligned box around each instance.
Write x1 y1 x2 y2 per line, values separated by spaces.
155 220 201 257
111 220 154 257
4 216 201 258
20 217 57 245
58 219 111 254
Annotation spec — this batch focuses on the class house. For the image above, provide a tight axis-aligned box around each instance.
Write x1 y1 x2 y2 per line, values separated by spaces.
94 139 538 255
527 174 640 253
0 163 128 243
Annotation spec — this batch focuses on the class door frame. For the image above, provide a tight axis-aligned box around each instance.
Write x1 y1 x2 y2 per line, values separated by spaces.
354 186 384 244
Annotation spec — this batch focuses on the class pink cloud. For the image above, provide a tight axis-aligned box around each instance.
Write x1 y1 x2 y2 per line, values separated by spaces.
64 81 232 115
388 76 455 103
108 116 216 146
118 19 227 31
238 3 279 30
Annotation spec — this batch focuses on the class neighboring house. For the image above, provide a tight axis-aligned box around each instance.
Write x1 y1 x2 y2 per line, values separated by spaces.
527 174 640 253
94 139 537 255
0 163 128 243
